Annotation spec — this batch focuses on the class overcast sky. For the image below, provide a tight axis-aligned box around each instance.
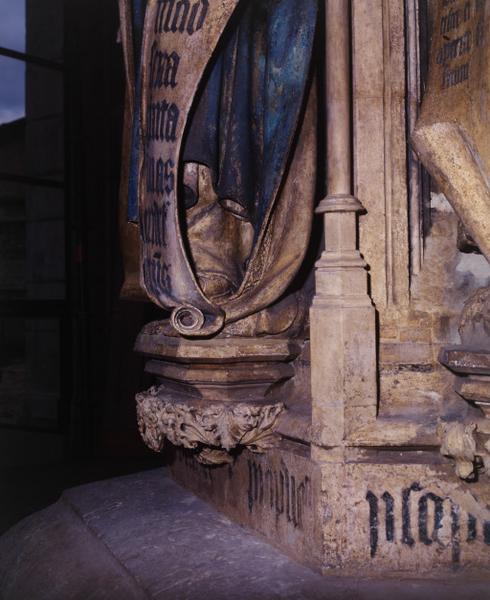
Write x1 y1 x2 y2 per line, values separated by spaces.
0 0 26 124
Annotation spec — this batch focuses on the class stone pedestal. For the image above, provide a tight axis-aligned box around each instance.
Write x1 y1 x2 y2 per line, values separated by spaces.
310 197 377 446
134 322 299 464
169 437 490 579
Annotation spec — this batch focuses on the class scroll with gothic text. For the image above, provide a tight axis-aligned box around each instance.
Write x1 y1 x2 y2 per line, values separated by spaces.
138 0 239 335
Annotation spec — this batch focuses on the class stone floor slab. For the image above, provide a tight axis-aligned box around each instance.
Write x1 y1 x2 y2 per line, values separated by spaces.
0 468 489 599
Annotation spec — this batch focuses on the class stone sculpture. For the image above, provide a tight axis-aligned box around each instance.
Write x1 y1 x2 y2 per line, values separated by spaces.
412 0 490 263
120 0 318 338
136 386 284 465
412 0 490 479
119 0 319 462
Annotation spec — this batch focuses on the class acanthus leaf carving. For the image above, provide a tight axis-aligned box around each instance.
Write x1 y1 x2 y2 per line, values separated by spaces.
136 386 284 465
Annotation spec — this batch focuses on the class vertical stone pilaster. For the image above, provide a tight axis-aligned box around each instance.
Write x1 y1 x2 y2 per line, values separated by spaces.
311 0 377 451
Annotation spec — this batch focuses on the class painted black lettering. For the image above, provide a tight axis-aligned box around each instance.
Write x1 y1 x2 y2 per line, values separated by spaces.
382 492 395 543
154 0 208 36
366 491 379 558
451 502 461 565
402 482 423 547
418 493 444 546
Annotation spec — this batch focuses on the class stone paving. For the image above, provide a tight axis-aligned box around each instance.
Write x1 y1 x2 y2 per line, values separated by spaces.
0 468 488 600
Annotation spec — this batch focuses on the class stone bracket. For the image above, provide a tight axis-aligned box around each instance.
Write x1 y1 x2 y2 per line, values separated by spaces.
136 386 284 465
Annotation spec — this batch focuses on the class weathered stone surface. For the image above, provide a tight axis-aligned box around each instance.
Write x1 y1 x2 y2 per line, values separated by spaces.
112 0 490 584
2 468 489 599
353 0 410 310
350 0 490 420
119 0 318 338
135 331 301 462
170 442 323 570
171 441 490 579
459 286 490 348
135 325 302 363
378 202 490 415
456 377 490 417
0 498 145 600
441 347 490 375
167 427 490 579
319 460 490 577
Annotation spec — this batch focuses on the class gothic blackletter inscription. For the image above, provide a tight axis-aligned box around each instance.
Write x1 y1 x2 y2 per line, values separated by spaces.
138 0 240 335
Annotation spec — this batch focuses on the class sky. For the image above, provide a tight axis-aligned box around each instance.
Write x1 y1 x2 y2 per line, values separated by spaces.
0 0 26 124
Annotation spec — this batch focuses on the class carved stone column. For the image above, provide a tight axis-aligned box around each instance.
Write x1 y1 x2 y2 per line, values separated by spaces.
311 0 377 451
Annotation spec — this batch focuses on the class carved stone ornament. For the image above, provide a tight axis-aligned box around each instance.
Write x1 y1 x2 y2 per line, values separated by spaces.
136 386 284 465
438 421 490 481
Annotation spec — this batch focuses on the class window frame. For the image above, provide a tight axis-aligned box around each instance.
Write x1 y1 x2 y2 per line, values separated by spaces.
0 39 70 434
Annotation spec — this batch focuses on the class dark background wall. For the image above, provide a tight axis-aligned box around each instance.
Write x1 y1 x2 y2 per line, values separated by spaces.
0 0 159 477
0 0 162 534
64 0 148 459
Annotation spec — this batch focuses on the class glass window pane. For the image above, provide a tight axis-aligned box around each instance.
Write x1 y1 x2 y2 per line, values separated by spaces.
0 317 61 429
25 64 64 183
0 191 25 299
0 0 26 54
0 183 65 301
0 0 64 63
0 56 25 126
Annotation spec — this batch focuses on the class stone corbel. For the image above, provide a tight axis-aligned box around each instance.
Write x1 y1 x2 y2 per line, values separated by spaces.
134 332 297 465
136 386 284 465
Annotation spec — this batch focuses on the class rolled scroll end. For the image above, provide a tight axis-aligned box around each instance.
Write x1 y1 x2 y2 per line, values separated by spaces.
170 305 224 337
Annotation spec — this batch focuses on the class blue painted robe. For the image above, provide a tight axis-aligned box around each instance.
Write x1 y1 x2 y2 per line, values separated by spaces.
128 0 318 238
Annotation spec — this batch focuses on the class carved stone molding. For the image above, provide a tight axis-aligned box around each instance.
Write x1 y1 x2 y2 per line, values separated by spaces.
136 386 284 465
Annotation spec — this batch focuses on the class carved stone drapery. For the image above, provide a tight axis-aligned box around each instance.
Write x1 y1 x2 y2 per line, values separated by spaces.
136 386 284 465
118 0 318 338
459 287 490 349
439 287 490 480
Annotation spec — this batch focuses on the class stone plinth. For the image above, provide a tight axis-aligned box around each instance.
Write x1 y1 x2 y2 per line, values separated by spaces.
135 322 300 464
169 439 490 579
320 459 490 577
169 442 323 570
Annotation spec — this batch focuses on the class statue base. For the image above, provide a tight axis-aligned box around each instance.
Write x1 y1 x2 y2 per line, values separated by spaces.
134 322 300 464
169 439 490 578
